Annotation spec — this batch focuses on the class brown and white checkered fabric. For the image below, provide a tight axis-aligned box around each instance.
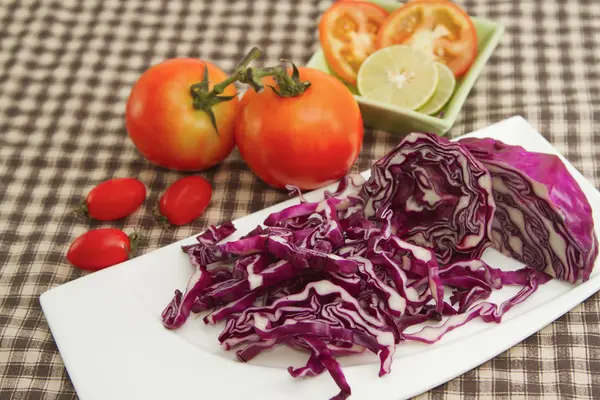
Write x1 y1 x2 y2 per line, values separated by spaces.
1 0 599 398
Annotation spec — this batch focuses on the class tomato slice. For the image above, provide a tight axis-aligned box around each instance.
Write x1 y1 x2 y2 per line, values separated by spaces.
377 0 477 78
319 2 388 86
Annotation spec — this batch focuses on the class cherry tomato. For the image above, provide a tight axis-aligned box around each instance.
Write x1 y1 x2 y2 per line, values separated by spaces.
80 178 146 221
235 67 363 190
377 0 477 77
67 229 138 271
319 2 388 85
157 176 212 226
126 59 238 171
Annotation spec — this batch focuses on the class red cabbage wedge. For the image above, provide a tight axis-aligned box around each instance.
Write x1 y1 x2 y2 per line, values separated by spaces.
461 137 598 283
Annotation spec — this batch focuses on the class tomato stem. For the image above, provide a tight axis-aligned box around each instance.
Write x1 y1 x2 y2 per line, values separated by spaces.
127 232 145 258
152 203 173 230
212 47 263 95
189 47 311 134
69 200 91 221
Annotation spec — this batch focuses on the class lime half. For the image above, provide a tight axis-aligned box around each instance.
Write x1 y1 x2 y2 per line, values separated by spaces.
357 45 438 110
418 62 456 116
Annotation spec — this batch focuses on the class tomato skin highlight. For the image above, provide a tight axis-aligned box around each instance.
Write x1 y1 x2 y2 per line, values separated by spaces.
85 178 146 221
234 67 364 191
376 0 477 78
66 229 131 271
126 59 238 171
158 176 213 226
319 2 389 85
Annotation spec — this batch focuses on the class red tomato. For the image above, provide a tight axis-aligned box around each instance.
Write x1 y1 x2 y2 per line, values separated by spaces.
126 59 239 171
376 0 477 77
319 2 388 85
157 176 212 226
235 67 363 190
83 178 146 221
67 229 136 271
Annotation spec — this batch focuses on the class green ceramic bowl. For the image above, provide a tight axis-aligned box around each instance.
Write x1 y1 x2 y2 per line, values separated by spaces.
306 0 504 136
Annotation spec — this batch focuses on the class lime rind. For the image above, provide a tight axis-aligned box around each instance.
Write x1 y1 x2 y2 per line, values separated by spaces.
357 45 439 111
417 62 456 116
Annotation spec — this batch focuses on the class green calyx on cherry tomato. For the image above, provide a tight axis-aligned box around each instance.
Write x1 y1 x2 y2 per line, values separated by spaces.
126 59 239 171
319 1 388 86
235 67 364 190
73 178 146 221
377 0 477 78
154 176 213 227
66 229 141 271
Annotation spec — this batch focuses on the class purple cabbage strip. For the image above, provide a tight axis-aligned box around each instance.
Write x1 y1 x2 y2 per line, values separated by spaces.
439 259 504 291
267 235 358 274
195 222 237 245
185 243 231 267
288 352 326 377
204 292 259 325
370 235 439 311
231 254 271 280
324 173 366 201
301 336 352 400
236 338 279 362
287 336 366 356
207 265 233 283
219 234 268 256
264 198 341 227
449 286 492 313
286 185 308 203
395 307 442 332
404 268 549 344
161 266 212 329
354 256 406 317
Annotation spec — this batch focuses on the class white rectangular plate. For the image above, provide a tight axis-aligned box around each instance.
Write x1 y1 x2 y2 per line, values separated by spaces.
41 116 600 400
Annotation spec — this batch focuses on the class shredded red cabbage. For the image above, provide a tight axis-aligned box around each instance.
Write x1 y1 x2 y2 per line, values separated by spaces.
158 132 597 400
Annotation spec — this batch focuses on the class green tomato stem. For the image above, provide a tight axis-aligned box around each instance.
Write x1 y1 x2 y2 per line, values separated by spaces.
69 199 91 221
127 231 145 258
189 47 311 134
152 203 173 231
212 47 263 95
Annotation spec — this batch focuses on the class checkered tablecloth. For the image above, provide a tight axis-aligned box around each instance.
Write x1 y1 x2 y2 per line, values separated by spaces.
1 0 599 398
